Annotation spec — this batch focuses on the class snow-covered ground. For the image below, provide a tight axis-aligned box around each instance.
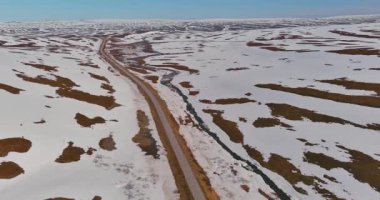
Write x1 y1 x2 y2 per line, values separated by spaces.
0 34 177 200
112 20 380 199
0 15 379 200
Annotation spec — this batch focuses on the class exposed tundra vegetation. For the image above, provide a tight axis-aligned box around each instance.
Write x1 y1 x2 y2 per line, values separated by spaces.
0 16 379 200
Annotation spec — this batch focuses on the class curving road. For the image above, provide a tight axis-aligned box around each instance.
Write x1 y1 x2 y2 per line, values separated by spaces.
99 38 206 200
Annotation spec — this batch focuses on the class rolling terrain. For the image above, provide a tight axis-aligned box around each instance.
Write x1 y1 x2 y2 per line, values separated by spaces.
0 15 379 199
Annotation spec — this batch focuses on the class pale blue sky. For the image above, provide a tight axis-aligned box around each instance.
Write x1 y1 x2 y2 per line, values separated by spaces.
1 0 380 21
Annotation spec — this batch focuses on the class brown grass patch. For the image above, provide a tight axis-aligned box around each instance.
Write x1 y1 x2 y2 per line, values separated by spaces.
258 189 275 200
266 103 379 131
323 175 339 183
244 146 340 198
0 137 32 157
63 57 80 61
253 117 292 129
319 78 380 95
189 90 199 96
203 109 243 143
261 46 318 53
55 142 85 163
330 30 380 39
304 145 380 192
0 83 24 94
132 110 159 159
200 98 256 105
260 46 288 52
34 119 46 124
247 40 316 53
328 48 380 56
88 72 110 83
240 184 250 192
92 196 102 200
0 161 24 179
244 146 314 194
101 83 115 94
56 88 120 110
179 81 193 89
152 36 165 40
247 41 271 47
3 42 38 48
16 73 78 89
178 114 201 130
23 63 58 72
153 63 199 74
267 103 349 123
361 29 380 35
99 135 116 151
75 113 105 128
78 62 100 69
297 138 318 146
367 123 380 130
239 117 247 123
226 67 250 71
199 99 212 104
144 75 159 84
86 148 97 155
256 84 380 108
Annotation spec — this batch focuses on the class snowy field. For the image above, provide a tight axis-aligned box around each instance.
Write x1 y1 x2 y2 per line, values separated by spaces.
0 15 379 200
0 32 177 200
110 19 380 199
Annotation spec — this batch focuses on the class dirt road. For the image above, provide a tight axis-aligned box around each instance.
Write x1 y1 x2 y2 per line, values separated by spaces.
99 38 207 200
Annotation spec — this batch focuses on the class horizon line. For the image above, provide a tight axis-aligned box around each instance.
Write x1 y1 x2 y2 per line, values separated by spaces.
1 13 380 24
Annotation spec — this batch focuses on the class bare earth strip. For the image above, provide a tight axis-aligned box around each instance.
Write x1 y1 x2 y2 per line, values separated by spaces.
256 83 380 108
99 38 213 200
